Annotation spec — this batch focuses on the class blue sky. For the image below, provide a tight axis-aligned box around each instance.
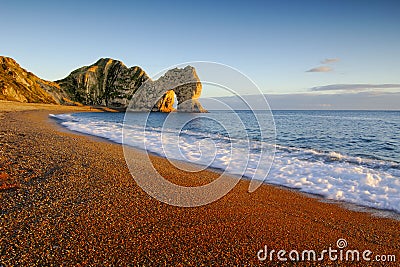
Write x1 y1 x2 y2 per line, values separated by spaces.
1 0 400 108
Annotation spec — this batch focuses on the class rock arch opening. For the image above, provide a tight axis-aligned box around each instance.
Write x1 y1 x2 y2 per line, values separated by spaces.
153 82 207 113
129 66 207 113
154 90 176 112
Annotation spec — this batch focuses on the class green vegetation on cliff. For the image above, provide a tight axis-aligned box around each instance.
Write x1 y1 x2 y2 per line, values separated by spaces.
0 57 149 108
56 58 149 107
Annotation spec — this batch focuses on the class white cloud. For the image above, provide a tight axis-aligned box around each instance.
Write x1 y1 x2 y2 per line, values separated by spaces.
321 58 340 64
310 84 400 92
306 66 333 72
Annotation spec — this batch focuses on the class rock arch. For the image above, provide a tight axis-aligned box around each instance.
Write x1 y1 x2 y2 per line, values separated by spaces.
155 90 176 112
128 66 207 113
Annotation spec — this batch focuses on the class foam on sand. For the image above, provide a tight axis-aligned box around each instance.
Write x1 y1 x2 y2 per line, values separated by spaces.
51 113 400 214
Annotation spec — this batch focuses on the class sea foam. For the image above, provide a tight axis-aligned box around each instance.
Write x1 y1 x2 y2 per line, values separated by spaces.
50 113 400 214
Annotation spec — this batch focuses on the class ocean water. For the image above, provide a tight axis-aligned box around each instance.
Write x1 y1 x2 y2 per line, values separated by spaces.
50 110 400 213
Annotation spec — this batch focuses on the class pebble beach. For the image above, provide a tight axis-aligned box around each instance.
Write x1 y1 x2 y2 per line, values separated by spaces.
0 101 399 266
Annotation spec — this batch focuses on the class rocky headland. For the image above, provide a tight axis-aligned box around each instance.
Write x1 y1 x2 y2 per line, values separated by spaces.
0 56 207 112
0 57 68 104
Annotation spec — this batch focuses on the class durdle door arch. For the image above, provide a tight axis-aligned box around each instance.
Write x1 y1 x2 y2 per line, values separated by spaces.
128 66 207 113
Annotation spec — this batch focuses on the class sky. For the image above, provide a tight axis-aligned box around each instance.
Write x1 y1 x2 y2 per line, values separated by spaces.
1 0 400 109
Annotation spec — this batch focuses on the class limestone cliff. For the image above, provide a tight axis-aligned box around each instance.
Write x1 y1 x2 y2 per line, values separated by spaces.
57 58 149 108
129 66 207 113
0 57 207 112
0 56 67 104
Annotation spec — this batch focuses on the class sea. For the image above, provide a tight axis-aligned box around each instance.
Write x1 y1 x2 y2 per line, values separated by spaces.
50 110 400 214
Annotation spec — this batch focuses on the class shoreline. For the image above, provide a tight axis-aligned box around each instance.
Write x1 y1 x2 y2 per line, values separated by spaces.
49 107 400 221
1 101 399 265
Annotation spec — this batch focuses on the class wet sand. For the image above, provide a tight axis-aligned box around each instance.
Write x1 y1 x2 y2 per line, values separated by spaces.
0 101 399 266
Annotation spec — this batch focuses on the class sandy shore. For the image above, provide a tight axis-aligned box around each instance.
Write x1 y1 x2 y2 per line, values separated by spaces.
0 101 399 266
